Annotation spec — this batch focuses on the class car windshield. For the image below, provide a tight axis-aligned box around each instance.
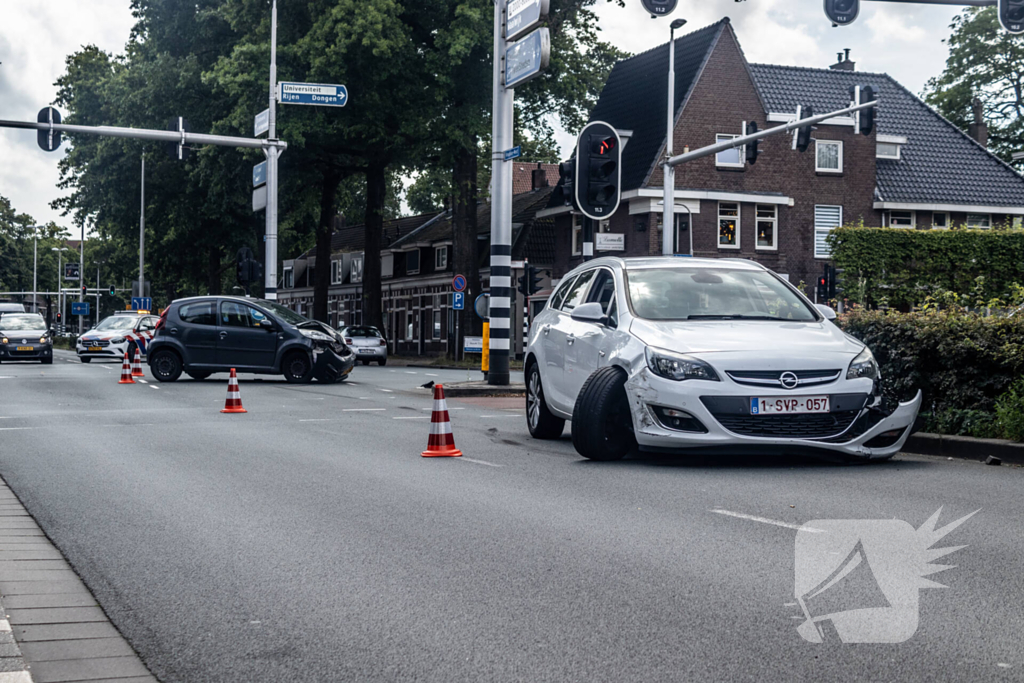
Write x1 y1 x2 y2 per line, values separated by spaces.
258 300 309 326
95 317 138 331
0 315 46 331
344 327 381 337
626 267 818 321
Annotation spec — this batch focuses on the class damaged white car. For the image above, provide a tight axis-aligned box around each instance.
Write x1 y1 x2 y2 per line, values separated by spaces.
524 257 921 462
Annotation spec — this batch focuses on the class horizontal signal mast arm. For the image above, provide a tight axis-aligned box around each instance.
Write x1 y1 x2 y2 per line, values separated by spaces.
0 119 287 151
867 0 994 5
665 99 879 168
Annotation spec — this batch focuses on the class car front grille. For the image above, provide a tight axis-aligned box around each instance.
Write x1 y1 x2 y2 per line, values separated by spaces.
711 410 860 439
83 340 110 347
726 369 841 388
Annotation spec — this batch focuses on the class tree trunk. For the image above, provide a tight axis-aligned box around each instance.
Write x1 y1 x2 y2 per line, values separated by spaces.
313 168 343 323
207 244 222 295
450 139 481 359
362 161 386 332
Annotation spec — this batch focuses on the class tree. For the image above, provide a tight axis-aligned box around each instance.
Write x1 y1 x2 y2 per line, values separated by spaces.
925 7 1024 165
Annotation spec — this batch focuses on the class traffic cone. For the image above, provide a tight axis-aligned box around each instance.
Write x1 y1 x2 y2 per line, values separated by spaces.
422 384 462 458
220 368 247 414
131 347 144 377
118 353 135 384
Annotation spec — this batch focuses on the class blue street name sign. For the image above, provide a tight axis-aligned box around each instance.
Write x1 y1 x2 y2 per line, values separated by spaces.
504 146 522 162
279 82 348 107
453 292 465 311
504 28 550 89
132 297 152 311
71 302 90 316
253 161 267 187
506 0 550 41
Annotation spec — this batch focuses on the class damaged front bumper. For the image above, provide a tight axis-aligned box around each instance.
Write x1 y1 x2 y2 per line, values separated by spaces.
311 346 355 383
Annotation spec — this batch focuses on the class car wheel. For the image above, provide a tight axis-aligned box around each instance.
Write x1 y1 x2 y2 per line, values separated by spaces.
362 360 370 366
282 351 313 384
186 372 211 381
80 356 91 363
571 366 636 461
150 350 182 382
378 358 387 366
526 361 565 440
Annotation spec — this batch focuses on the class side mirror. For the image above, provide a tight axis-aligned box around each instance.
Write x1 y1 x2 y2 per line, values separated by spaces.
258 318 275 330
571 302 608 326
815 304 837 321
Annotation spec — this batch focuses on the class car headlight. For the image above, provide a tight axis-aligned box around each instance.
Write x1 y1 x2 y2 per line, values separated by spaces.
645 347 720 382
109 337 125 344
847 347 880 380
1 338 7 344
300 329 334 343
39 337 48 344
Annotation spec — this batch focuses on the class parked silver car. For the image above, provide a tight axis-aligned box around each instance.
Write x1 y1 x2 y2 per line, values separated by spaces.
340 326 388 366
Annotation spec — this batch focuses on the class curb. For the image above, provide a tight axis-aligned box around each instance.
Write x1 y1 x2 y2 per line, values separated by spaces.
902 433 1024 466
441 381 527 397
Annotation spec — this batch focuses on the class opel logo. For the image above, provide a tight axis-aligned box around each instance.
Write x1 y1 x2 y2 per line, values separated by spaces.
779 372 799 389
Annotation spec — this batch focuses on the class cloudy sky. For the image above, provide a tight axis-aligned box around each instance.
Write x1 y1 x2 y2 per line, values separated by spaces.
1 0 961 230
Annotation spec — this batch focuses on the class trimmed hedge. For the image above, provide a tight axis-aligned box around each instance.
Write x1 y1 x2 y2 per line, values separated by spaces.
827 226 1024 308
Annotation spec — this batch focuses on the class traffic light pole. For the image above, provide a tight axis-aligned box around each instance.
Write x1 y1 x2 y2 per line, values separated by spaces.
266 0 280 301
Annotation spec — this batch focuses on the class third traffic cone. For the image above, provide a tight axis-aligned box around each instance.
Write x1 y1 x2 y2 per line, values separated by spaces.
118 353 135 385
422 384 462 458
131 347 144 377
220 368 247 414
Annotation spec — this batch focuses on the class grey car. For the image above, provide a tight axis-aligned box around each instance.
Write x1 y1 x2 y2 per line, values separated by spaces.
0 313 53 364
340 326 388 366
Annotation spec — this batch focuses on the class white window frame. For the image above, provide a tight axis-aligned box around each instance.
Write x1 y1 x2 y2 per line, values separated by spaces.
814 205 843 259
815 140 843 173
405 249 420 275
715 134 745 168
755 204 778 251
283 267 294 289
931 212 948 230
718 202 740 250
888 210 915 229
331 260 342 285
876 142 901 160
966 213 992 229
571 215 582 255
434 246 448 270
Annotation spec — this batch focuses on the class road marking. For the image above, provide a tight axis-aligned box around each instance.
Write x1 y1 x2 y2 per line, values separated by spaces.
0 428 32 431
379 389 393 393
425 373 438 377
710 508 824 533
299 419 333 422
342 408 386 412
458 457 503 468
138 379 148 384
479 415 519 418
150 385 159 390
393 416 429 420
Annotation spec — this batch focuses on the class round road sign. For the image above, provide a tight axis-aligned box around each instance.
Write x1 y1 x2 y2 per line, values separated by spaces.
452 274 468 292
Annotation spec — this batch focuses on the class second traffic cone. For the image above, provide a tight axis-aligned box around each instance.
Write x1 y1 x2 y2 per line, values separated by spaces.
422 384 462 458
131 346 144 377
118 353 135 384
220 368 247 414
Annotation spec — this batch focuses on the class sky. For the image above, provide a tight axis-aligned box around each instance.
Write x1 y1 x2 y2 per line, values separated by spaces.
0 0 962 232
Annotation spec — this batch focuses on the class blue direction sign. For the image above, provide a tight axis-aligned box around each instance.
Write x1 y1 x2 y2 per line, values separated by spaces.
453 292 465 311
71 302 90 316
507 0 551 41
279 82 348 107
504 146 522 162
452 274 468 292
504 28 551 89
254 108 270 137
253 161 267 187
132 297 152 312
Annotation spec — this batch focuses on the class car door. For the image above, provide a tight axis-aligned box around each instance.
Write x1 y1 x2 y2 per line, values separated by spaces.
564 268 620 403
543 269 597 414
176 301 219 367
216 301 279 370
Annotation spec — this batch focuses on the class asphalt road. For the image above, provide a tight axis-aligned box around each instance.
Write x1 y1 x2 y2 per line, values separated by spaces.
0 351 1021 682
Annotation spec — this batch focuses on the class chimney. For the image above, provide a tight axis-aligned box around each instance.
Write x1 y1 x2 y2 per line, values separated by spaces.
968 97 988 147
531 162 549 190
830 48 856 71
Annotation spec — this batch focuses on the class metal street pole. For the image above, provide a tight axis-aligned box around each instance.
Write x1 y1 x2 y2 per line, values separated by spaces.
95 262 103 327
663 20 685 256
488 0 514 386
265 0 280 301
31 225 39 313
139 153 145 303
79 223 85 334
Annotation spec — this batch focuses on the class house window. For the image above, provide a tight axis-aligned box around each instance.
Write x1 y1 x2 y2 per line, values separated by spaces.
755 205 778 250
715 134 744 168
433 310 441 339
331 260 342 285
405 310 414 341
816 140 843 173
966 213 991 229
932 212 948 229
283 267 293 289
814 205 843 258
405 250 420 274
718 202 739 249
876 142 901 160
350 256 363 283
434 246 448 270
889 211 915 228
571 215 582 255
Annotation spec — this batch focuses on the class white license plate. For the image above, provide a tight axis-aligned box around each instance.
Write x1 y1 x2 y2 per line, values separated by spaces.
751 396 829 415
358 349 375 354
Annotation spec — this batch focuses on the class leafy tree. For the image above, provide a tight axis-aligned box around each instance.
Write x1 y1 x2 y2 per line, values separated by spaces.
925 7 1024 164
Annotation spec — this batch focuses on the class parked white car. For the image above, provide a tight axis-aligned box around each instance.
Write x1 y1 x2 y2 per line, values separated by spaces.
524 257 921 462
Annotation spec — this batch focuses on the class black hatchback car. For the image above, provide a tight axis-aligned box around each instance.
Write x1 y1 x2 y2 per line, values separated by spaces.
146 296 355 383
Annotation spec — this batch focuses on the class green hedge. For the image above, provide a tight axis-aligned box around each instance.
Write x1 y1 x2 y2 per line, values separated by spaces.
837 309 1024 440
827 226 1024 308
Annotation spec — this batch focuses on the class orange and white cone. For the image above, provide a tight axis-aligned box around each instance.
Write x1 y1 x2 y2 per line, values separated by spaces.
118 353 135 384
422 384 462 457
131 347 144 377
220 368 247 414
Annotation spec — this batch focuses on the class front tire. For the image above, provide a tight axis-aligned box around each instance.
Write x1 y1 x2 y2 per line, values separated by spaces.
282 351 313 384
186 372 211 381
378 358 387 366
526 361 565 439
571 366 636 461
150 350 182 382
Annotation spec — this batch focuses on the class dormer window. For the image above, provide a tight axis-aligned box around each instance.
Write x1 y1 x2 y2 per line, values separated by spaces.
876 135 907 160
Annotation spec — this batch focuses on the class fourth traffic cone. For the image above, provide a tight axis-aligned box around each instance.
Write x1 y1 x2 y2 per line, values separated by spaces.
422 384 462 458
220 368 247 414
118 353 135 385
131 347 144 377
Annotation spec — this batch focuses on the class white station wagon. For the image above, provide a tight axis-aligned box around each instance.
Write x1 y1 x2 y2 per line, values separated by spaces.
523 257 921 462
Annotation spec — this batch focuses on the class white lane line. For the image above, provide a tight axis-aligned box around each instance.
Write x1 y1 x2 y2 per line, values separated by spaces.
299 419 333 422
150 385 159 390
710 509 825 533
379 389 393 393
0 428 32 431
479 415 519 418
458 457 503 468
138 379 148 384
393 416 429 420
405 371 417 375
425 373 438 377
342 408 386 412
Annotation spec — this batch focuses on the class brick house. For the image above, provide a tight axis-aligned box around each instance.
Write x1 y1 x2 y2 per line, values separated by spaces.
540 18 1024 291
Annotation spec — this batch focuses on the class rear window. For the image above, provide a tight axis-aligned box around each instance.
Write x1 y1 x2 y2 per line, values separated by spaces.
178 302 217 326
345 327 381 338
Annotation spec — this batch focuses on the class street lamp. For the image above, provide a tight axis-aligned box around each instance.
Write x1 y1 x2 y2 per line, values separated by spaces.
51 247 68 331
93 260 106 327
663 18 687 256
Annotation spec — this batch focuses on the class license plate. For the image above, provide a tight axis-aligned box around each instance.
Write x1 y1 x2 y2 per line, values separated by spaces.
358 349 374 354
16 346 33 352
89 346 102 352
751 396 829 415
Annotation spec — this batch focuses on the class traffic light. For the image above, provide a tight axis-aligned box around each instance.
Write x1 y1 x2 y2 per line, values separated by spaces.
518 270 529 297
555 159 576 208
528 266 543 296
745 121 761 165
109 284 115 296
817 275 828 303
999 0 1024 34
794 105 814 153
165 116 191 161
81 285 87 297
824 0 859 26
55 312 62 325
641 0 678 17
850 85 877 135
574 121 622 221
